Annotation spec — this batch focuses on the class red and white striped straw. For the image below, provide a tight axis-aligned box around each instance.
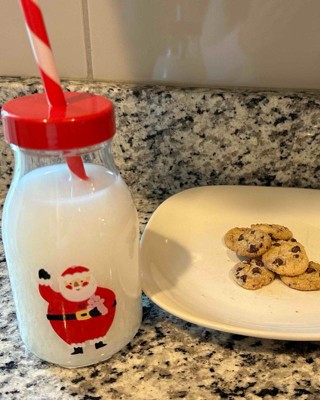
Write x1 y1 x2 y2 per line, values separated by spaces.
20 0 66 109
19 0 88 180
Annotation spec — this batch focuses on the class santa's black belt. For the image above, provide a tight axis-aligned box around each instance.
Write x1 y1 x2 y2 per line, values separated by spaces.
47 309 94 321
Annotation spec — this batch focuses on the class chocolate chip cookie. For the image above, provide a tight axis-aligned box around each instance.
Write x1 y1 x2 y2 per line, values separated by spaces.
232 259 275 290
262 240 309 276
251 223 293 240
280 261 320 291
224 227 250 251
232 228 272 258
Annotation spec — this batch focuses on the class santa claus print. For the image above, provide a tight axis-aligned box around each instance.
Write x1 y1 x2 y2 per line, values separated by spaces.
38 266 116 355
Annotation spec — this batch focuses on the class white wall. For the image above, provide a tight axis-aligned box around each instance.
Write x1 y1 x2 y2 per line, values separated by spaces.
1 0 320 89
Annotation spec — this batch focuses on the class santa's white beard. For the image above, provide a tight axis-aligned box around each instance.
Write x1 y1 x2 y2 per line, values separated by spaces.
59 278 98 302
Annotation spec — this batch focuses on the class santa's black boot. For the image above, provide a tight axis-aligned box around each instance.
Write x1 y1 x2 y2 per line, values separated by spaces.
95 341 107 349
71 347 83 355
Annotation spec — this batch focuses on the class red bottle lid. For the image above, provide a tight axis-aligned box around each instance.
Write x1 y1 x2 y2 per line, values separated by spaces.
1 92 116 151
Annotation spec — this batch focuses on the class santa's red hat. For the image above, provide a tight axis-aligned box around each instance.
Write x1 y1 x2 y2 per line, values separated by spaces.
61 266 90 279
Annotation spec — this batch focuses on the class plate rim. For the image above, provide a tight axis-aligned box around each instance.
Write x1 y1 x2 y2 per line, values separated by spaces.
141 185 320 341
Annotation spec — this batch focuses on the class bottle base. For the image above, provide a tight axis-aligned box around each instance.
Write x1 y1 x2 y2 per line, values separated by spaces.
25 322 141 368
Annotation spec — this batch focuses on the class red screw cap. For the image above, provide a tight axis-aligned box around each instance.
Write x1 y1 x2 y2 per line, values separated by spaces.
1 92 116 151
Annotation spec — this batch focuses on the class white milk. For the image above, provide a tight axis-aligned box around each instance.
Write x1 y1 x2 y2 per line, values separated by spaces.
2 163 142 367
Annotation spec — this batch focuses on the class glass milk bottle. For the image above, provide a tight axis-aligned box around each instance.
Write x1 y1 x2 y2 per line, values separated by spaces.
1 92 142 368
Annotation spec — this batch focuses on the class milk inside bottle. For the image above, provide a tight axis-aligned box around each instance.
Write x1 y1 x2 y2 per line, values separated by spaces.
1 92 142 367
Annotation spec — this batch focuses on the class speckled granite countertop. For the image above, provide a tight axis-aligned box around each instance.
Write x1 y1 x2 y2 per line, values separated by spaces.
1 78 320 400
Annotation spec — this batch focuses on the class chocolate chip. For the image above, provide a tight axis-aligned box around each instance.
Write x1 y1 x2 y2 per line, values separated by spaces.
273 258 284 266
238 234 244 241
249 244 258 253
293 254 299 258
236 267 243 272
252 267 261 274
291 238 297 242
306 267 316 273
240 275 247 283
259 243 263 248
255 259 264 267
250 230 256 234
291 246 301 253
273 242 281 247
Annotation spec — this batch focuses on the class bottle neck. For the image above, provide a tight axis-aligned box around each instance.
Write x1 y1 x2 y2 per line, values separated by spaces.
11 140 118 181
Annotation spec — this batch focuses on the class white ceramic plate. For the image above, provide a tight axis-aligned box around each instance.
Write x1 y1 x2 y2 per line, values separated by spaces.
141 186 320 341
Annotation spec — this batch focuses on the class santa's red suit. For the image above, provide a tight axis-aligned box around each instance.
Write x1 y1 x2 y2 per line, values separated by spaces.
39 285 116 345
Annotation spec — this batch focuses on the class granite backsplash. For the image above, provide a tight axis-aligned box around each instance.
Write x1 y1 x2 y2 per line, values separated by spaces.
1 78 320 201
